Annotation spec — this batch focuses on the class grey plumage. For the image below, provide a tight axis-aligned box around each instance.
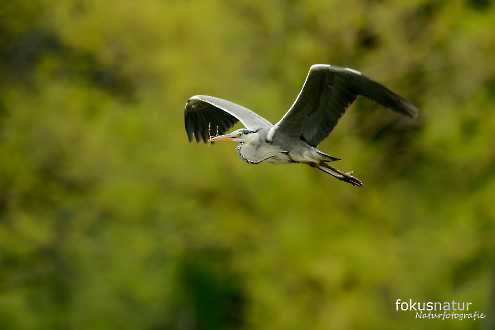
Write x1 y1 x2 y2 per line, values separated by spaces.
184 64 418 187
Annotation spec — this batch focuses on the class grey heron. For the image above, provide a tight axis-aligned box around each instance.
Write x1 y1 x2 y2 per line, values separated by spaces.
184 64 418 186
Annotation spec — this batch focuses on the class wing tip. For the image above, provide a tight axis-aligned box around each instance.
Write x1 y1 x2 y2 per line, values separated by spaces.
184 95 210 143
401 100 419 119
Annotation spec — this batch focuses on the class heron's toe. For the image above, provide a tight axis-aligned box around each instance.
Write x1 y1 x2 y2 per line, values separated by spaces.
345 174 363 187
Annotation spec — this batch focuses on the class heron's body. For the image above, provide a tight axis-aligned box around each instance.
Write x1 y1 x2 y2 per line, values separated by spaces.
236 128 334 165
184 64 418 186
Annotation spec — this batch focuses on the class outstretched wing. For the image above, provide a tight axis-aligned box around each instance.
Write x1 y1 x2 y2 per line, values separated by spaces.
270 64 418 147
184 95 272 143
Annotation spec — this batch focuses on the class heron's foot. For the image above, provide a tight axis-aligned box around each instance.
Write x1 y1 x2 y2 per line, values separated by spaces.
341 172 363 187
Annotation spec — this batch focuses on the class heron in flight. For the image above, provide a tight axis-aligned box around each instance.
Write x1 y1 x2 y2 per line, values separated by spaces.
184 64 418 186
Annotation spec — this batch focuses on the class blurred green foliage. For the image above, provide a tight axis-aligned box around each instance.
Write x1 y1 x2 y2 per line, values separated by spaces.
1 0 495 329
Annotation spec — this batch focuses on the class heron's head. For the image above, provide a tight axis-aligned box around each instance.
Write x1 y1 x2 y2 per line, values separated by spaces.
208 128 254 143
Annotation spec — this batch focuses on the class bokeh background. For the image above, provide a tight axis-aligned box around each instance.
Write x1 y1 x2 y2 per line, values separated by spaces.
1 0 495 329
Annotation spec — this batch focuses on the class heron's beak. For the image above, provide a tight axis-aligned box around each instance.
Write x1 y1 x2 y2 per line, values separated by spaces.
208 132 237 143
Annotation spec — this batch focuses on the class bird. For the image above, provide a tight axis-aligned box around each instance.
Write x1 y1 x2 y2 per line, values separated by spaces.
184 64 418 187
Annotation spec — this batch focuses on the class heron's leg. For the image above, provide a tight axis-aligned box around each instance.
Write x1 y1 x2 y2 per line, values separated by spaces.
317 163 363 187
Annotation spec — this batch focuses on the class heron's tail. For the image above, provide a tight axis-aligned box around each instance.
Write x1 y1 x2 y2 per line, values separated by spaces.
315 149 341 162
